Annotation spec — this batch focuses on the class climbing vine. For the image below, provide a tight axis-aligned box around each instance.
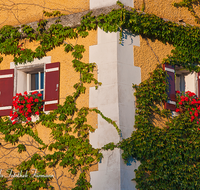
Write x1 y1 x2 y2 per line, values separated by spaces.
173 0 200 23
0 0 200 189
119 66 200 189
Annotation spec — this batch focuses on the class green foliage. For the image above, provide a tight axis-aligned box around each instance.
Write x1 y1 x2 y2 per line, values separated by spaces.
119 66 200 189
43 10 65 18
173 0 200 23
0 1 200 189
102 142 117 150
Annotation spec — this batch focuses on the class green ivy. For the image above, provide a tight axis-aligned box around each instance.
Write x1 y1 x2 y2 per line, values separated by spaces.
173 0 200 23
0 1 200 189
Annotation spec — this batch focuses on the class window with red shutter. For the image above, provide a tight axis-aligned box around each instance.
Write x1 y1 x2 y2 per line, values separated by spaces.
163 64 176 111
44 62 60 111
164 64 198 111
3 58 60 115
0 69 14 116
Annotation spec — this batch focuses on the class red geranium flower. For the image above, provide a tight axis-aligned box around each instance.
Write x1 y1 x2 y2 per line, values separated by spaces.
12 121 17 125
31 91 38 95
185 97 189 101
35 111 39 115
37 93 42 97
27 117 31 121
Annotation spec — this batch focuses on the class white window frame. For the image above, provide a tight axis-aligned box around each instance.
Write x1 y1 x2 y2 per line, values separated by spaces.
10 56 51 97
175 67 197 95
27 71 44 96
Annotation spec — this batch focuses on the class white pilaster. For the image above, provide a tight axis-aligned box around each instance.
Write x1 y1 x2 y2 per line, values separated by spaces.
90 0 133 9
89 27 141 190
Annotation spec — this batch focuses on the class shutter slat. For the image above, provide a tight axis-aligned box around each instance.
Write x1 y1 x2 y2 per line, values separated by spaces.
163 64 176 111
0 69 14 116
44 62 60 111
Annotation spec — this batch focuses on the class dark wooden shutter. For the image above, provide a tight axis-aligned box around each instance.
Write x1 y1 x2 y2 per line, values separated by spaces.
198 72 200 97
0 69 14 116
163 64 176 111
44 62 60 111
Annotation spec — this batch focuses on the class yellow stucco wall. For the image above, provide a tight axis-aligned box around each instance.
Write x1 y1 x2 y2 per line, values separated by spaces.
134 0 200 81
134 0 200 25
0 0 89 28
0 28 98 189
133 0 200 128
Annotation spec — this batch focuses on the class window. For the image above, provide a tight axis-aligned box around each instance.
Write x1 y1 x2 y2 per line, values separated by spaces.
29 71 44 98
175 67 197 95
163 64 199 111
0 57 60 116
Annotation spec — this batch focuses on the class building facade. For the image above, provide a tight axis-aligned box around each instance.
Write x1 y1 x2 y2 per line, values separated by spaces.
0 0 199 189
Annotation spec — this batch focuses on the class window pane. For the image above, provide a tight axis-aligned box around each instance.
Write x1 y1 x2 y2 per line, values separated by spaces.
40 72 44 89
31 73 39 90
40 91 44 100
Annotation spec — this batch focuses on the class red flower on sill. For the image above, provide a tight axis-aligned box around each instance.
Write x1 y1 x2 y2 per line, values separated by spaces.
31 91 38 95
191 116 195 122
176 90 200 129
12 121 17 125
27 117 31 121
11 91 43 124
35 111 39 115
185 97 189 101
38 93 42 97
176 90 180 94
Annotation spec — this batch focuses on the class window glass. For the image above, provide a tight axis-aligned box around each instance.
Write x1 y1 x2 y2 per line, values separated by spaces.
40 91 44 100
31 73 39 90
175 74 185 92
40 72 44 89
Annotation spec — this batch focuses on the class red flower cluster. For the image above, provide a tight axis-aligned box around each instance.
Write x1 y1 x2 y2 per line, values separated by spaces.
10 91 43 124
176 91 200 126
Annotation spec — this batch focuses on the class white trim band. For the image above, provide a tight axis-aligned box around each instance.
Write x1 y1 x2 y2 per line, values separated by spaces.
0 74 13 79
165 68 175 73
45 67 59 72
167 100 176 105
0 106 12 110
44 100 58 105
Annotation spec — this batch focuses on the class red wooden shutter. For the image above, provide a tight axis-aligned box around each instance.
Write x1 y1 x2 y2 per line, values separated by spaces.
198 72 200 97
44 62 60 111
0 69 14 116
163 64 176 111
